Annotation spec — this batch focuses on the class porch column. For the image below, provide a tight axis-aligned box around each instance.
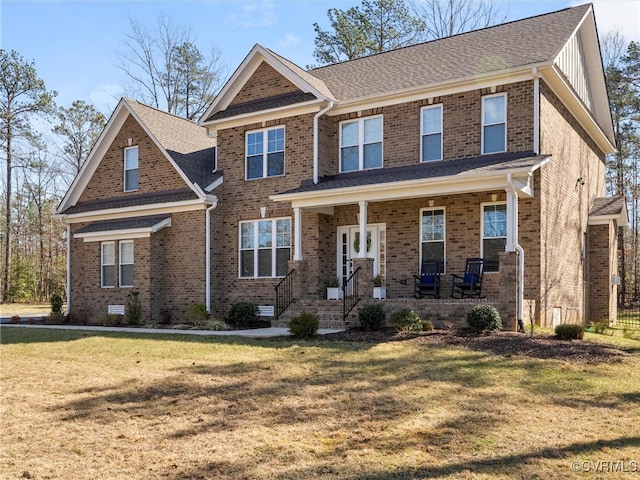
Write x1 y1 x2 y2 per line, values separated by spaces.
293 207 302 261
505 189 518 252
358 201 368 258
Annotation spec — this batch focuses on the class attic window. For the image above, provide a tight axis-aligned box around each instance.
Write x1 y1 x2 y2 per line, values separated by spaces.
124 146 139 191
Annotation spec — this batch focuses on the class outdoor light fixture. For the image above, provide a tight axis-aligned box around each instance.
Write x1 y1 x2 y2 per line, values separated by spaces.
575 177 585 190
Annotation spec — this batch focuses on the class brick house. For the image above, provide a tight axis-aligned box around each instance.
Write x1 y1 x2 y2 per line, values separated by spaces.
57 4 626 329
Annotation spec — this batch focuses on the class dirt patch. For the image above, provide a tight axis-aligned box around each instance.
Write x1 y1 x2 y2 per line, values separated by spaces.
316 328 629 363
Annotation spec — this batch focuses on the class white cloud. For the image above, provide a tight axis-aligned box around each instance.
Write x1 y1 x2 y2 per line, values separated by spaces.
225 1 277 28
278 33 300 48
583 1 640 42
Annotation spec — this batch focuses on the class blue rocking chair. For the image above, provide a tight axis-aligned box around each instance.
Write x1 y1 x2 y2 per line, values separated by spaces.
413 259 442 299
451 257 484 298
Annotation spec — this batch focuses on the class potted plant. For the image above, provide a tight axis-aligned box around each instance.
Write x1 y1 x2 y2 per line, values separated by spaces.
373 274 386 299
327 276 342 300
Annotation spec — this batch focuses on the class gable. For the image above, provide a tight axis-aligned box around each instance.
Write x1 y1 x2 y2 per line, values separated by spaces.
230 62 302 106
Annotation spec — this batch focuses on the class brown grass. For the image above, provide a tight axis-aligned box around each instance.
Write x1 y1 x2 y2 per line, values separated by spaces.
0 302 50 316
1 327 639 479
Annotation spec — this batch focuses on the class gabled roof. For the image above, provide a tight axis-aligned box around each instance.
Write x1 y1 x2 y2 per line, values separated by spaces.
74 215 172 242
57 98 217 215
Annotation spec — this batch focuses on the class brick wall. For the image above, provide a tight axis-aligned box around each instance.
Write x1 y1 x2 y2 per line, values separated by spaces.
230 62 300 105
587 221 618 323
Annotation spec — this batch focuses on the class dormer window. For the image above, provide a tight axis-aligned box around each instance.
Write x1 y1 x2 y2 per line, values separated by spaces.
124 146 139 191
246 126 285 180
340 116 383 172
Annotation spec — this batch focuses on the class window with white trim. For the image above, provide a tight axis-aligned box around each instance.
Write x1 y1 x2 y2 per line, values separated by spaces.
101 242 115 288
421 105 442 162
124 146 139 191
246 126 285 179
239 218 291 278
119 240 134 287
482 203 507 272
420 208 445 273
340 116 382 172
482 93 506 154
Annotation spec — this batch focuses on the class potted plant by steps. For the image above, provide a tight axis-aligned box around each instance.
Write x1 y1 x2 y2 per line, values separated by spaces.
373 274 386 299
327 276 342 300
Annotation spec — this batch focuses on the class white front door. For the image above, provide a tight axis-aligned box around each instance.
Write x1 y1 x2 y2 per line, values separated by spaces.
337 224 386 287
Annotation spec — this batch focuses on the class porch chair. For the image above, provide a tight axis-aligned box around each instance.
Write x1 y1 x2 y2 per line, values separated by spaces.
413 259 442 299
451 257 484 299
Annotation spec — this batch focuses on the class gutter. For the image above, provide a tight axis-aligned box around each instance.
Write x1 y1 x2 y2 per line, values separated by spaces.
313 101 335 184
507 173 526 332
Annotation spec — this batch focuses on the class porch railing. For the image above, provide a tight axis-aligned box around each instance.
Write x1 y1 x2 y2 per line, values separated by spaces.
343 266 361 322
275 269 295 321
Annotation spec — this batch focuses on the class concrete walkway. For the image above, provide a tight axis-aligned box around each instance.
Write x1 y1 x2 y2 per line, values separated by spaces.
0 323 344 338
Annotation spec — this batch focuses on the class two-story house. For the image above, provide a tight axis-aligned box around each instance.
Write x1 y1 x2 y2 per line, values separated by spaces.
57 4 625 330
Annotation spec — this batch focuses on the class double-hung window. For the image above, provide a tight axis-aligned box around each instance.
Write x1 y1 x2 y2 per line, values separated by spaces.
420 208 445 272
124 146 139 191
482 203 507 272
239 218 291 277
119 241 134 287
246 126 285 179
340 116 382 172
421 105 442 162
482 93 507 154
101 242 115 288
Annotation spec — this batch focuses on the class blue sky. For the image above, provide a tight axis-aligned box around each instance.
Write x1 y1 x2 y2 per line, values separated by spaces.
1 0 638 115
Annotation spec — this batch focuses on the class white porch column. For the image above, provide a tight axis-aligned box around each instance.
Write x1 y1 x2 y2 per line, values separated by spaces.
294 207 302 261
505 189 518 252
358 201 368 258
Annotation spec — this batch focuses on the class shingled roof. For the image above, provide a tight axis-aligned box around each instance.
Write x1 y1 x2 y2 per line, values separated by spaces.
589 196 628 225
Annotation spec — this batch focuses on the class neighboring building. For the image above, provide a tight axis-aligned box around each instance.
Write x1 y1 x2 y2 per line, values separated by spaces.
57 4 626 329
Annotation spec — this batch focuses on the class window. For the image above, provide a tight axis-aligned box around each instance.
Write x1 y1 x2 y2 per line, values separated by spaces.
421 105 442 162
482 93 506 154
124 146 139 191
119 241 134 287
246 126 285 179
239 218 291 278
482 203 507 272
101 242 115 288
340 116 382 172
420 208 445 272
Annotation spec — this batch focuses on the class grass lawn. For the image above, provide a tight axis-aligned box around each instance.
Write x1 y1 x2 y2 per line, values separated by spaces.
0 302 51 316
1 328 639 480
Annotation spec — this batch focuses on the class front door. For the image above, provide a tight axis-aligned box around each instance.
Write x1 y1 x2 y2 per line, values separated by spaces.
337 224 386 288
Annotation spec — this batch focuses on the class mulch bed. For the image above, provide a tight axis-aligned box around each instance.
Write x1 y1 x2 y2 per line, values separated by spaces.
316 328 631 363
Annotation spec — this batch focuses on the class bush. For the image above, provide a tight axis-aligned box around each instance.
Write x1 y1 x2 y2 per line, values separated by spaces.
466 305 502 332
126 290 142 325
159 309 173 325
589 320 611 335
226 302 259 327
44 312 65 325
555 323 584 340
205 319 229 331
390 308 423 333
187 304 209 323
101 313 122 327
421 319 434 332
289 311 319 339
50 293 64 315
10 315 21 324
358 304 386 331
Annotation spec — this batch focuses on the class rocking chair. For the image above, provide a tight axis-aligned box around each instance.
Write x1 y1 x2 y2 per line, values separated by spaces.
413 259 442 299
451 257 484 299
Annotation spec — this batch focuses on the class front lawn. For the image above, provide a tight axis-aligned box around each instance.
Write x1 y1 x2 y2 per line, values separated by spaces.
1 327 639 479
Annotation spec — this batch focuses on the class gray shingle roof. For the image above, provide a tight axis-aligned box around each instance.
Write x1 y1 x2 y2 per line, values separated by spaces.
209 91 317 120
61 188 197 215
590 196 626 217
75 215 171 234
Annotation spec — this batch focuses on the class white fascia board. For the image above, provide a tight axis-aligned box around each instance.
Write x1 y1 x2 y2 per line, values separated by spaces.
74 217 172 243
205 176 223 192
204 100 325 130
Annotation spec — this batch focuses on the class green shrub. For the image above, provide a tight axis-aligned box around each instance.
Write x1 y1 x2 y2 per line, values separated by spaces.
101 313 122 327
466 305 502 332
226 302 259 327
555 323 584 340
358 304 386 331
50 293 64 315
590 320 611 334
205 319 229 331
289 311 319 339
421 319 434 332
126 290 142 325
187 303 209 323
390 308 423 333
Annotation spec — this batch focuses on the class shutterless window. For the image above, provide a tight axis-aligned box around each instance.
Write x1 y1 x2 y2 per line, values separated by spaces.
101 242 115 288
124 146 139 191
482 93 506 154
421 208 445 273
482 203 507 272
421 105 442 162
239 218 291 278
246 126 285 179
340 116 382 172
119 240 134 287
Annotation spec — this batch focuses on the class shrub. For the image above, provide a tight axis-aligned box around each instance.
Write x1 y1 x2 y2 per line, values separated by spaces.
159 309 173 325
555 323 584 340
206 319 229 331
10 315 21 324
126 290 142 325
101 313 122 327
289 311 319 339
421 319 434 332
187 303 209 323
45 312 65 325
390 308 423 333
358 304 386 331
50 293 64 315
466 305 502 332
589 320 611 335
226 302 259 327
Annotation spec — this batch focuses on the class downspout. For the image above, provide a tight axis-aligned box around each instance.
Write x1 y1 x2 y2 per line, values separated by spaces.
313 101 335 184
532 67 540 155
65 223 71 315
507 173 525 332
205 201 217 313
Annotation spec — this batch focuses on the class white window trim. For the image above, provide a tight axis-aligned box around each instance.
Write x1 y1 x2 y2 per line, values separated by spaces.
245 125 286 180
119 240 134 288
420 105 443 162
124 146 139 192
101 241 115 288
339 114 383 172
238 217 291 278
481 93 507 155
480 201 507 273
419 207 446 273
